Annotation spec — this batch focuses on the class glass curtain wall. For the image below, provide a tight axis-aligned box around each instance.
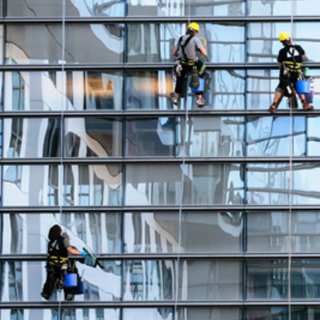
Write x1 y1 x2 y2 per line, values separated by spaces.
1 1 320 320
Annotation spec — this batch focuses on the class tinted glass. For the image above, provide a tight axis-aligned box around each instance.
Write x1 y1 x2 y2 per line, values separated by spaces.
66 0 125 17
65 118 122 157
127 0 245 16
246 116 306 156
1 212 121 254
124 212 243 253
177 308 242 320
1 308 121 320
248 0 319 15
123 309 173 320
127 23 244 63
247 211 320 253
248 23 320 63
7 0 63 17
308 117 320 156
4 118 61 158
247 163 320 205
65 24 124 64
6 24 63 64
125 118 176 157
3 165 122 206
125 164 244 205
0 261 121 301
247 259 320 299
4 72 67 111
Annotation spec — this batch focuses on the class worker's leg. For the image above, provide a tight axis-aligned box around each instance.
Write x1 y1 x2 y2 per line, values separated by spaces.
170 67 186 104
269 86 284 113
41 265 58 300
298 93 314 110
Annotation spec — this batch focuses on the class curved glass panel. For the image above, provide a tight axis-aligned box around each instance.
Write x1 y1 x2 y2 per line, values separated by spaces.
247 259 320 300
178 260 242 300
65 118 122 157
65 24 124 64
247 211 320 253
247 163 320 205
3 165 122 206
127 0 244 16
246 116 306 156
0 261 121 302
7 0 63 17
1 212 121 254
127 23 244 63
1 308 121 320
66 0 125 17
124 212 243 253
3 118 61 158
248 0 319 16
125 164 244 205
248 23 320 63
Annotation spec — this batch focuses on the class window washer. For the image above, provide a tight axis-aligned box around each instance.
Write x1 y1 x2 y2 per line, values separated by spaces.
41 224 88 301
269 32 313 113
170 22 207 107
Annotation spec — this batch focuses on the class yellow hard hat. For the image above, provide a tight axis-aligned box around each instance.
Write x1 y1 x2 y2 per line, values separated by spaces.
187 22 199 32
279 32 291 42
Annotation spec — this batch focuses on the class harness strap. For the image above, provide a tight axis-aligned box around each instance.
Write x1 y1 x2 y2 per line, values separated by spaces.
179 35 194 63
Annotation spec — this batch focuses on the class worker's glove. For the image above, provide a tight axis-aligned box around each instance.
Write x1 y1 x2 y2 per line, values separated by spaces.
80 251 88 257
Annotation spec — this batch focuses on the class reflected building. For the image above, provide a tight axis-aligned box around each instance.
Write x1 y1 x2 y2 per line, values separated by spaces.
1 0 320 320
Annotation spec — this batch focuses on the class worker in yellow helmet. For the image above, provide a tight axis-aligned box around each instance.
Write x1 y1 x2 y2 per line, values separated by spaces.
169 22 208 107
269 32 313 112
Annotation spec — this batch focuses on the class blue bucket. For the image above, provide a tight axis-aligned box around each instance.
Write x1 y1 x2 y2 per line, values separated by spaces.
190 78 204 93
296 80 310 94
64 273 77 288
74 279 85 295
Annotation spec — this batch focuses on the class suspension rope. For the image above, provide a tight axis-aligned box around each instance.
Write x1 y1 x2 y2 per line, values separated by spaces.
288 1 294 319
174 8 192 319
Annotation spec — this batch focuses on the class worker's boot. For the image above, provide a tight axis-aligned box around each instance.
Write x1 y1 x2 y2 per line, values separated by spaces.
303 102 314 111
269 103 277 113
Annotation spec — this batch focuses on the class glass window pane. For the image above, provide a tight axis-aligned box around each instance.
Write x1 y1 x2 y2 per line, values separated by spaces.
0 261 121 301
178 260 242 300
7 0 63 17
183 117 244 156
247 116 306 156
248 211 320 253
6 24 63 64
248 0 318 16
308 117 320 156
4 118 61 158
127 0 245 16
247 163 320 205
1 212 121 254
177 308 242 320
248 23 320 63
247 259 320 300
125 118 175 157
4 72 68 111
125 164 244 206
123 309 173 320
65 24 124 64
127 23 244 63
124 212 243 253
66 0 125 17
65 118 122 157
3 165 122 206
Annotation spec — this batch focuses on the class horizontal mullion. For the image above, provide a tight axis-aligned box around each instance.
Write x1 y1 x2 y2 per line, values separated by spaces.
0 157 319 165
0 62 320 71
1 109 320 117
1 205 320 213
1 15 320 24
1 253 320 261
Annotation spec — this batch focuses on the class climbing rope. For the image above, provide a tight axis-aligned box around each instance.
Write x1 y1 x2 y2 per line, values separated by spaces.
174 11 192 319
288 1 294 319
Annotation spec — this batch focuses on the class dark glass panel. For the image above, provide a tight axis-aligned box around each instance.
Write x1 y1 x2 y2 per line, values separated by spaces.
65 118 122 157
246 116 306 156
4 118 61 158
125 163 244 205
124 212 243 253
177 308 242 320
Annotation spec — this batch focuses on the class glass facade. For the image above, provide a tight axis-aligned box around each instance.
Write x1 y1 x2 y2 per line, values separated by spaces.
1 1 320 319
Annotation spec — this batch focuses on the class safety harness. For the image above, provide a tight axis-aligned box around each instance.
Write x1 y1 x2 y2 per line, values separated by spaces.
48 238 68 268
179 35 196 66
283 45 302 73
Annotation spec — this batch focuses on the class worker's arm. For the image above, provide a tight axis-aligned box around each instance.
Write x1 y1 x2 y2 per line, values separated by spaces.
67 246 80 255
199 46 207 56
172 47 178 57
302 52 308 61
278 62 282 69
